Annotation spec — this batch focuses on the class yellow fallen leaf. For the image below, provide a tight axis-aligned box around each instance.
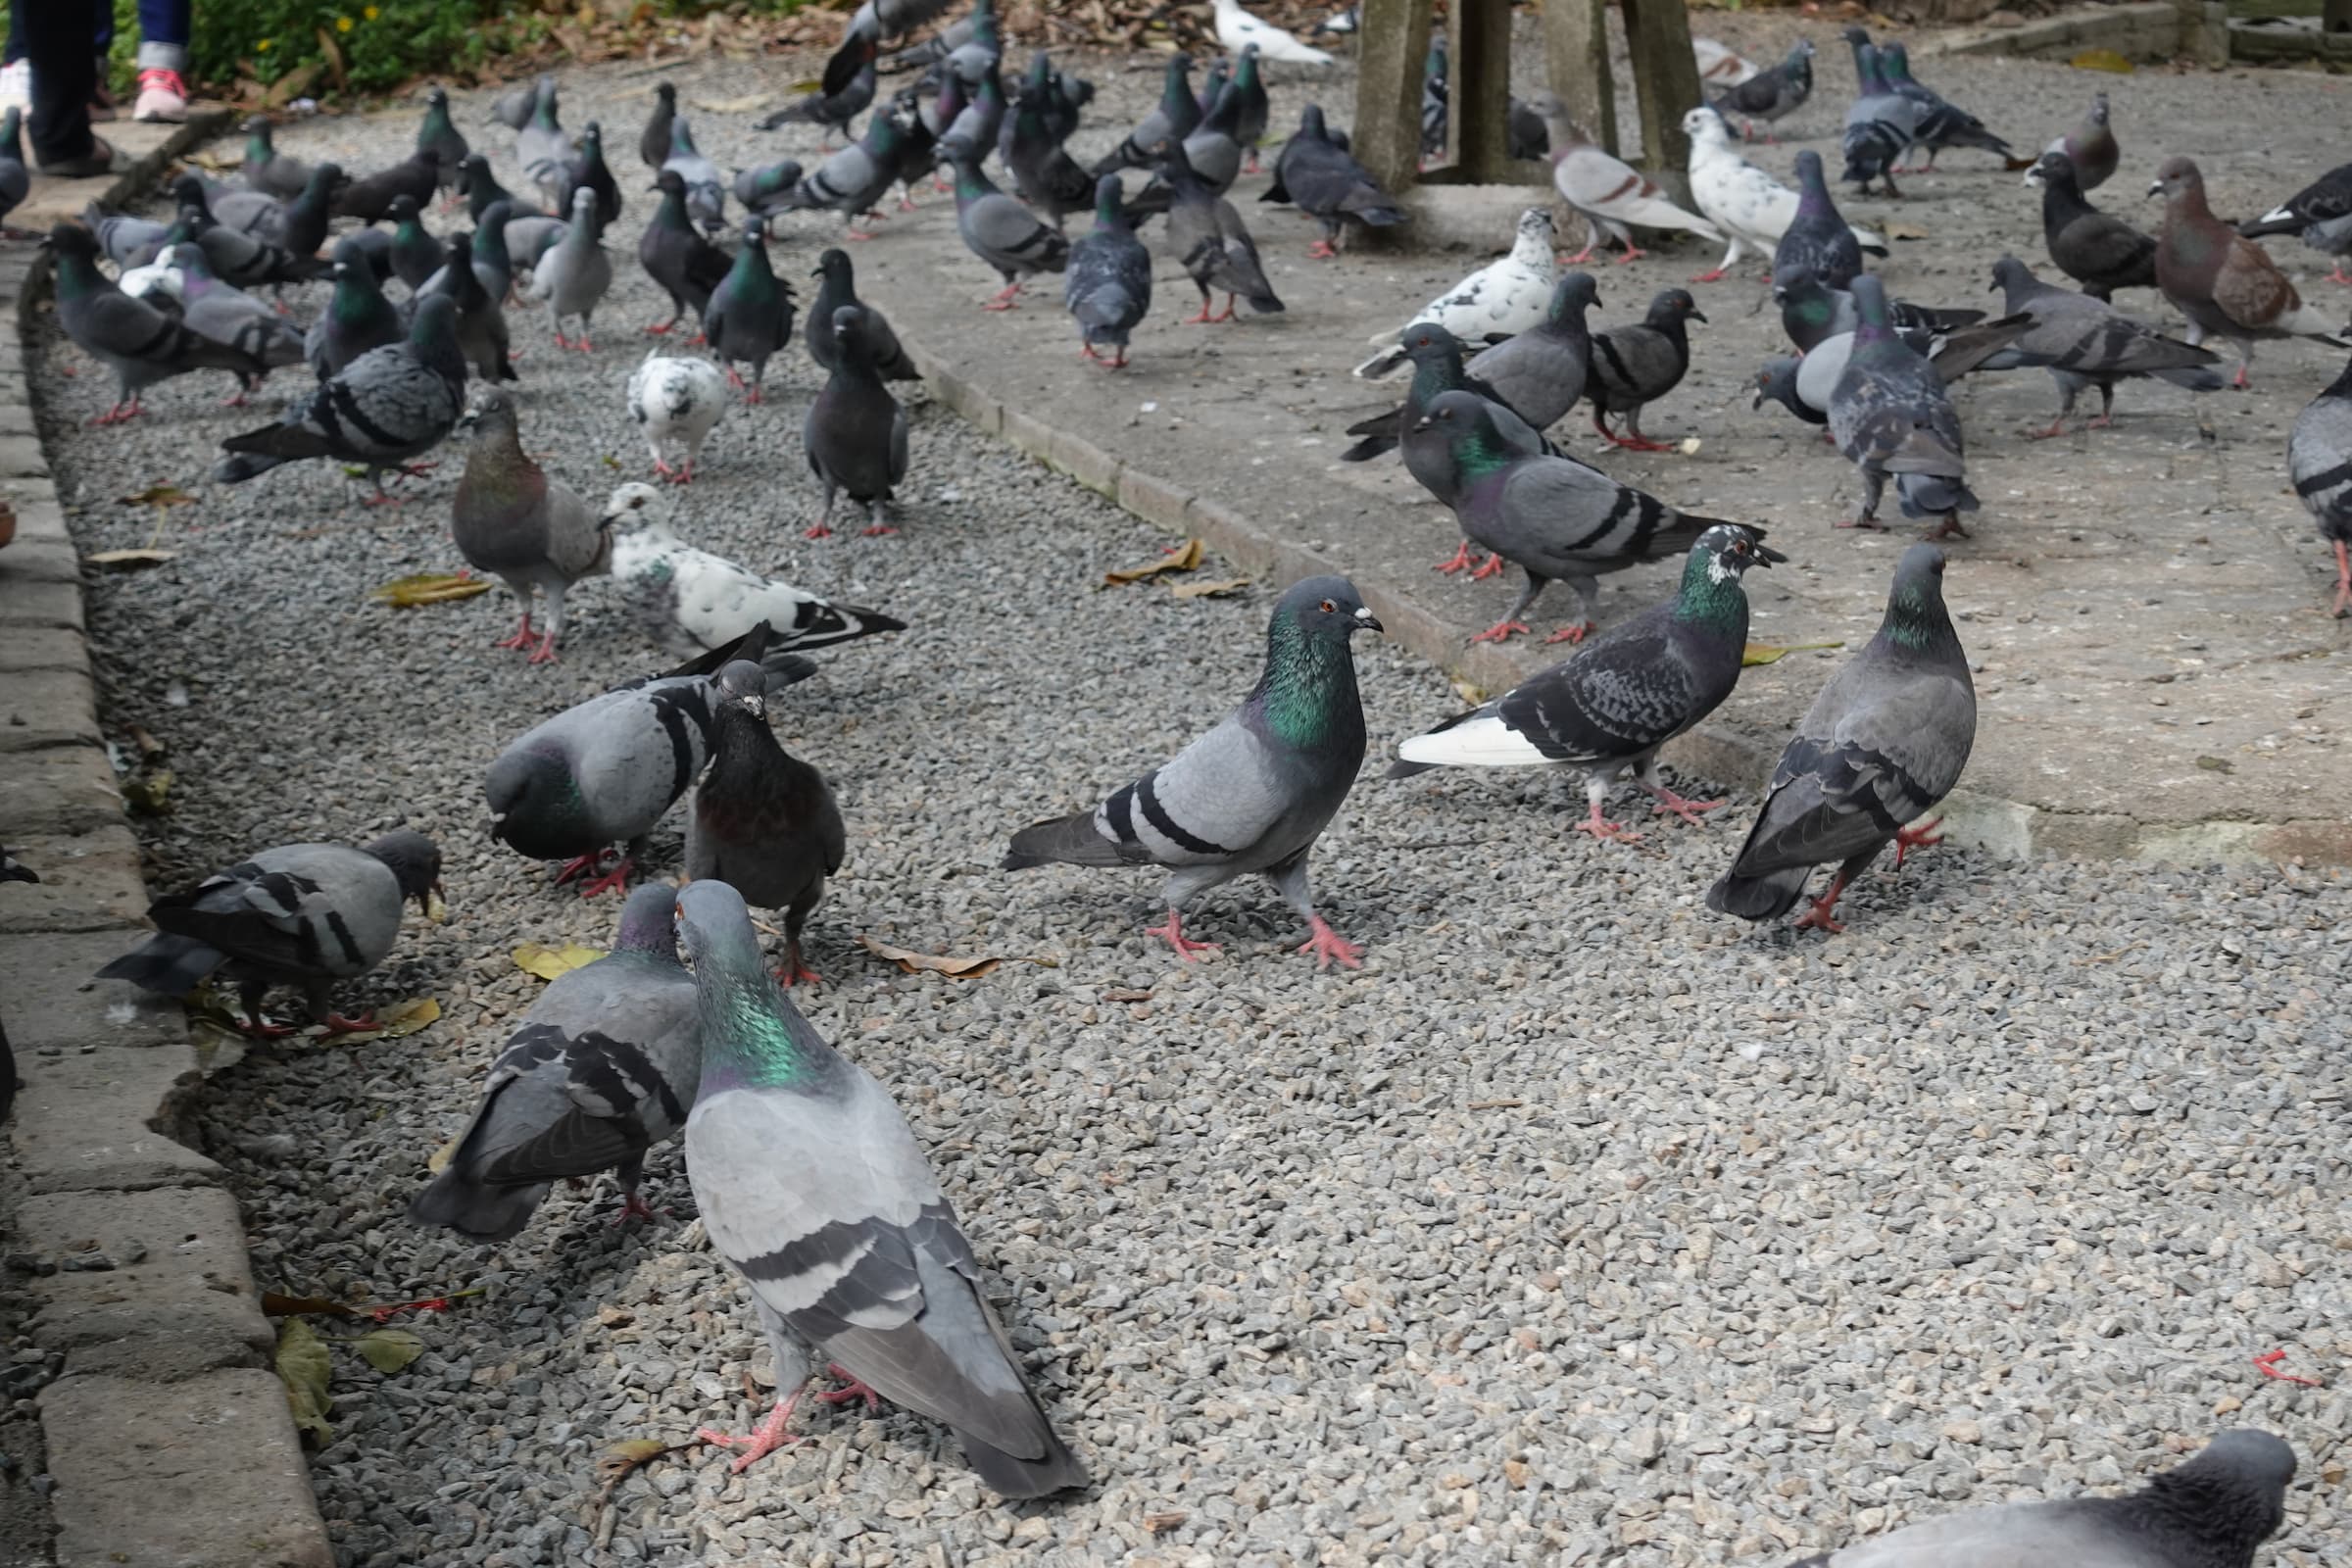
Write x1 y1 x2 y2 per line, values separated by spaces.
1449 678 1488 707
1882 220 1931 241
693 93 769 113
1742 639 1845 667
82 548 178 569
383 997 441 1036
353 1327 425 1374
275 1318 334 1446
1104 538 1203 585
426 1134 460 1175
1170 576 1251 599
860 934 1058 980
514 942 606 980
600 1438 676 1484
423 888 448 924
369 572 494 608
119 481 198 509
121 769 172 814
2070 48 2134 74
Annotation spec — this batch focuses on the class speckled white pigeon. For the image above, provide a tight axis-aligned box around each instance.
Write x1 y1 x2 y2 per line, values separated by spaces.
1354 208 1558 378
1683 107 1885 284
625 352 727 484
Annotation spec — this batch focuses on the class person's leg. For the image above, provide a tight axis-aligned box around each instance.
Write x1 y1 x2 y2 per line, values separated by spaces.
86 0 116 122
20 0 99 169
3 0 24 67
133 0 189 122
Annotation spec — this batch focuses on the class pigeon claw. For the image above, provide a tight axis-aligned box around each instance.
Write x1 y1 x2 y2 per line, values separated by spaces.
1792 875 1851 933
321 1011 380 1035
698 1392 806 1475
1690 267 1729 283
525 630 561 665
813 1365 883 1411
1610 245 1648 266
1468 618 1531 646
1297 915 1364 972
1572 808 1642 845
1305 238 1339 260
1646 788 1725 827
610 1191 666 1228
1433 540 1477 574
1918 515 1972 542
1183 300 1219 325
1837 514 1888 531
1542 621 1596 646
1144 911 1220 962
1891 816 1945 867
1467 553 1506 581
493 613 538 653
572 857 637 898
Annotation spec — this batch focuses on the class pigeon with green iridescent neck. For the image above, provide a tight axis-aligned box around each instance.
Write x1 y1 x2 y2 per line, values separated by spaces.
266 162 341 257
1004 55 1091 230
171 175 328 288
732 158 806 222
1391 525 1777 842
1711 545 1973 932
1064 175 1151 368
1004 576 1383 969
240 116 312 200
949 153 1069 308
781 110 904 239
1830 275 1976 539
1093 53 1200 177
421 232 517 382
387 194 441 292
417 85 469 195
641 171 731 336
1775 150 1866 291
557 121 621 229
806 248 916 379
452 388 611 663
305 238 405 379
705 217 796 402
48 224 270 425
676 879 1088 1495
937 59 1008 175
408 882 700 1240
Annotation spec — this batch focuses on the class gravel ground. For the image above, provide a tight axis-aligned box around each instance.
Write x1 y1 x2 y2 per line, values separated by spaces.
25 34 2352 1568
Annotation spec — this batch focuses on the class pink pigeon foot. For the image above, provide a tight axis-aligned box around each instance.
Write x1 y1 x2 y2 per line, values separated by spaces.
1543 620 1596 645
1793 874 1851 933
321 1011 380 1034
1690 267 1729 283
1306 238 1338 259
1891 816 1945 867
1559 245 1596 265
1433 540 1476 573
1646 785 1725 826
525 630 561 665
1468 553 1505 580
494 612 538 652
573 857 636 898
813 1364 883 1411
699 1390 806 1474
610 1190 666 1227
1469 618 1530 645
1610 245 1648 265
1297 915 1364 971
1571 804 1642 844
1144 910 1219 961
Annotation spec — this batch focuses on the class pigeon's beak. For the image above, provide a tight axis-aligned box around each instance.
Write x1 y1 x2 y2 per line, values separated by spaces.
2145 179 2163 199
416 880 445 917
737 694 764 716
1411 413 1435 432
1755 543 1788 566
486 812 507 844
1688 308 1708 324
1352 606 1384 635
1751 387 1766 411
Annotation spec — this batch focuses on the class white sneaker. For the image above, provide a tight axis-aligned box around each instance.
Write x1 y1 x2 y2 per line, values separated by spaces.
0 61 30 117
133 68 187 123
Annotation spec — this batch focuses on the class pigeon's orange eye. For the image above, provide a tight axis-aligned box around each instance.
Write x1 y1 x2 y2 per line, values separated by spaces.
1320 599 1337 613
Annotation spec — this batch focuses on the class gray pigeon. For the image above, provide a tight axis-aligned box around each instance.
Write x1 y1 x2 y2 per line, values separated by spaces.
2239 162 2352 287
171 177 328 287
806 248 916 379
387 194 441 293
468 204 517 304
804 306 910 537
1710 38 1813 142
1877 42 2012 170
674 879 1088 1496
782 109 905 238
484 631 818 896
2042 90 2117 192
948 153 1070 309
1784 1429 2293 1568
1587 288 1704 452
95 832 442 1034
49 223 267 423
1340 315 1569 475
704 217 797 402
81 201 170 268
2026 152 2156 302
641 170 732 338
407 882 700 1239
1093 53 1200 177
215 293 470 503
1155 138 1283 323
759 58 875 146
1984 255 2222 436
1402 389 1735 645
639 80 676 170
1838 32 1918 198
560 121 622 230
515 77 574 209
491 75 548 133
1454 271 1598 433
937 59 1008 173
1709 544 1975 932
732 158 807 222
1829 276 1977 539
1775 150 1866 291
239 116 313 200
330 152 442 225
1004 576 1383 968
452 388 612 664
685 662 846 987
186 175 281 240
527 187 615 353
305 237 407 380
2290 352 2352 617
164 243 307 406
1263 104 1405 258
1775 265 1985 357
1003 59 1093 232
417 85 469 194
1063 175 1152 368
662 114 728 235
1390 525 1778 842
420 231 517 383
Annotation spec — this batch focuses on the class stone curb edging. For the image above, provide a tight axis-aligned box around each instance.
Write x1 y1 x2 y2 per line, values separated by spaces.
1 118 337 1568
1926 0 2229 66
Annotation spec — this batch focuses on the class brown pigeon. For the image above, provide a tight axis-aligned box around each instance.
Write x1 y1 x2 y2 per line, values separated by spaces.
2149 155 2352 387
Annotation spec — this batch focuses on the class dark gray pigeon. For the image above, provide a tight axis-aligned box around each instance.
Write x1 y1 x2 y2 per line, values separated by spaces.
806 248 917 379
421 231 517 383
1751 357 1826 427
1829 276 1977 539
1985 255 2222 436
1225 46 1269 166
759 57 876 146
408 882 700 1239
1838 33 1917 197
1391 524 1777 842
185 173 281 240
484 631 818 896
640 170 732 337
468 204 517 302
1878 42 2012 169
171 176 328 288
1709 544 1974 932
1004 61 1093 232
332 152 442 224
674 879 1088 1496
1340 320 1558 499
1783 1429 2293 1568
1402 389 1735 645
1263 104 1404 258
803 305 910 537
1004 576 1382 968
705 217 796 402
1775 150 1866 290
2026 151 2156 302
1093 52 1200 177
164 244 306 406
82 200 170 268
387 194 441 292
2290 352 2352 617
781 108 905 239
639 80 676 170
685 662 847 988
949 152 1069 309
95 832 441 1035
2238 160 2352 287
49 223 268 423
215 293 469 503
417 85 469 193
1774 266 1986 357
560 121 623 230
452 388 612 663
937 59 1008 175
1710 38 1813 142
1587 288 1704 451
1155 137 1283 323
1063 175 1152 368
306 237 407 380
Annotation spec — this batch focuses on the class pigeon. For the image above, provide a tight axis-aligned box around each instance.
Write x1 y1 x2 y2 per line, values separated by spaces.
1154 139 1284 324
239 117 313 200
81 200 171 268
561 121 623 230
1339 307 1577 483
1004 576 1381 966
1390 524 1777 841
331 152 442 224
684 662 847 988
760 57 877 146
1877 42 2012 170
1750 358 1825 428
1526 93 1721 265
1419 36 1447 161
48 224 268 424
117 250 186 308
216 294 469 502
806 248 918 378
641 170 733 338
1193 61 1231 124
2151 155 2352 386
1785 313 2034 431
1263 104 1406 259
948 153 1071 309
673 879 1088 1496
1774 265 1984 357
1354 208 1556 377
1709 543 1973 932
662 115 729 236
96 832 442 1035
1984 255 2223 436
2043 90 2117 193
1587 288 1705 451
171 177 329 288
1225 46 1271 169
1837 32 1918 197
516 77 575 208
0 844 34 884
186 175 282 240
784 109 906 239
1775 150 1870 291
163 244 307 406
417 85 470 195
523 188 614 353
466 204 518 303
1210 0 1332 66
461 155 563 262
943 0 1004 84
1692 37 1757 86
640 81 677 171
882 97 941 214
452 389 612 663
485 632 818 895
2239 160 2352 289
408 882 701 1239
1709 38 1813 142
1830 276 1978 539
1126 74 1246 213
732 158 808 222
627 353 728 484
1402 390 1735 644
1003 57 1094 231
820 0 957 97
253 162 341 257
1506 96 1549 160
421 232 518 383
603 481 907 655
704 218 796 402
804 305 911 536
1446 272 1599 438
305 238 408 380
387 194 442 293
938 60 1009 177
1785 1430 2294 1568
1063 175 1152 368
2290 352 2352 617
1092 53 1200 177
1684 110 1886 285
492 74 550 133
2025 150 2157 302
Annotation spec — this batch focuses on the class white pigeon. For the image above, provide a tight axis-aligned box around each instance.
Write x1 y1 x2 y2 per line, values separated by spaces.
1692 37 1757 86
119 255 187 307
1211 0 1334 67
1525 93 1722 265
625 353 727 485
1682 107 1886 283
1353 208 1558 378
599 482 906 656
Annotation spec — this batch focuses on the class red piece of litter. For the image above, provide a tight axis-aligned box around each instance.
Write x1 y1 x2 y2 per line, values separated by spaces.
368 1297 452 1323
2252 1348 2322 1387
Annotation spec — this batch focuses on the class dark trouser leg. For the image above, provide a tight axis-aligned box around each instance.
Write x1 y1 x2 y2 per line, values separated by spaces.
23 0 97 165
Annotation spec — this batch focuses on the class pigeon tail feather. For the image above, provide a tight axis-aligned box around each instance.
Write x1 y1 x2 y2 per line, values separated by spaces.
1004 808 1127 870
1705 863 1813 922
94 933 224 996
404 1169 549 1242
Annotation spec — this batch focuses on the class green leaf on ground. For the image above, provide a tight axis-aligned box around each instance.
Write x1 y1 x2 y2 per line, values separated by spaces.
353 1328 425 1374
275 1318 334 1445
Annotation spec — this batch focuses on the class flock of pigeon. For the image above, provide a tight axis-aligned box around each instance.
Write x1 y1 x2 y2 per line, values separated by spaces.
4 0 2331 1540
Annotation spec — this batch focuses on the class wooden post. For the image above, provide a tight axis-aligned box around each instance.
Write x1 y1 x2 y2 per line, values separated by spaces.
1352 0 1434 199
1447 0 1513 182
1543 0 1614 158
1622 0 1703 201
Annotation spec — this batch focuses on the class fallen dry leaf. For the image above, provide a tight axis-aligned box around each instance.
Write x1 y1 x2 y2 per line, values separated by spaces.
369 571 493 608
1144 1511 1189 1535
2070 47 2134 73
600 1438 679 1486
1742 639 1844 667
514 942 607 980
1104 538 1203 585
1170 576 1250 599
331 997 440 1043
693 92 769 113
860 935 1058 979
118 482 198 510
1449 678 1489 707
1882 220 1931 241
423 888 448 924
275 1318 334 1446
82 548 178 569
426 1134 460 1175
353 1327 425 1374
129 725 166 758
121 769 172 814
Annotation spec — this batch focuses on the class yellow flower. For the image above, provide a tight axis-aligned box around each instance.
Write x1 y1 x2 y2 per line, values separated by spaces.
335 15 352 29
363 5 377 17
256 36 271 49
